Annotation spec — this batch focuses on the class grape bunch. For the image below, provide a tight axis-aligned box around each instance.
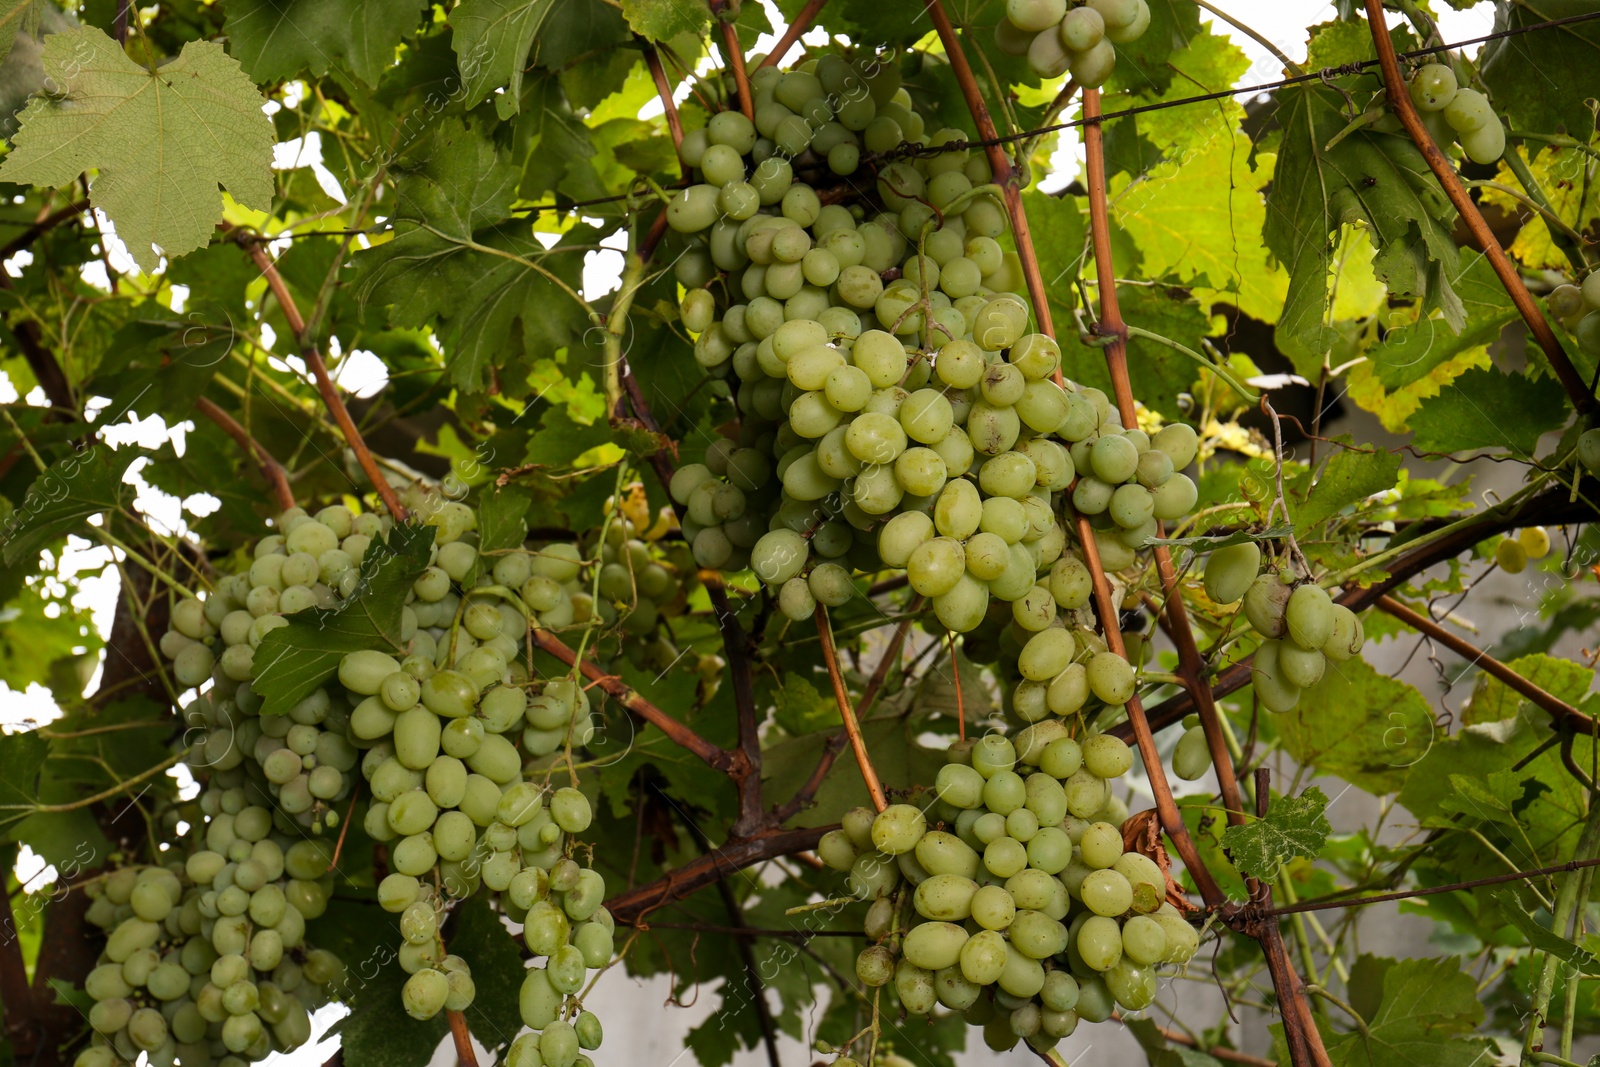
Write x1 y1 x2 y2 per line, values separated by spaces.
139 486 631 1063
996 0 1151 86
1492 525 1551 575
1406 62 1505 164
1202 543 1364 714
75 825 346 1067
819 729 1198 1056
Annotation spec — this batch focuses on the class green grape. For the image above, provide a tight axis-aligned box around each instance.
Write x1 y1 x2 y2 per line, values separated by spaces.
1284 583 1334 650
1460 122 1505 164
960 928 1009 983
1079 821 1124 868
903 922 970 970
1251 640 1302 713
1243 573 1291 638
1323 604 1364 661
1443 87 1493 132
1409 62 1457 111
1075 914 1123 971
1080 869 1134 917
1278 643 1326 688
871 804 926 854
935 763 986 808
1203 541 1260 605
1069 38 1117 86
1085 652 1135 705
1172 725 1212 781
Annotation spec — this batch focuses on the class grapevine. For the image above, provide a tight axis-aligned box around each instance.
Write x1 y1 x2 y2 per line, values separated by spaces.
0 4 1595 1067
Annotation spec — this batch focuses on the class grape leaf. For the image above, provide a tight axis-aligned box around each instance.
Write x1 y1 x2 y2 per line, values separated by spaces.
1491 888 1600 973
1112 131 1284 324
1305 18 1376 68
1464 653 1594 726
1150 525 1292 549
0 0 46 65
1221 787 1331 880
622 0 710 41
1407 366 1568 457
1370 251 1518 389
1265 83 1460 374
0 445 140 566
1105 0 1201 95
449 0 553 109
0 28 273 272
250 523 435 716
1324 957 1493 1067
1481 0 1600 142
474 484 531 556
224 0 427 87
352 118 592 394
1275 656 1432 795
1294 442 1401 530
0 728 47 809
1126 1017 1226 1067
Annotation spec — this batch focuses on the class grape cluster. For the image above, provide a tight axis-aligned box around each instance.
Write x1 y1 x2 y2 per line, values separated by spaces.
996 0 1151 86
1407 62 1505 164
1549 272 1600 380
1493 525 1551 575
136 488 629 1063
76 828 346 1067
820 729 1198 1055
1202 543 1364 714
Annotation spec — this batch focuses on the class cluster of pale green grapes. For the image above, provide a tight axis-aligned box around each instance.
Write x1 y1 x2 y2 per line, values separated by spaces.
819 728 1198 1055
142 491 626 1062
75 820 346 1067
1493 524 1552 575
997 0 1151 87
1405 62 1505 164
1202 543 1364 714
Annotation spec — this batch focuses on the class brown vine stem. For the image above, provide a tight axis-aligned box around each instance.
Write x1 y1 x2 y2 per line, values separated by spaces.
445 1009 479 1067
643 43 687 174
923 0 1056 342
235 236 408 519
1080 88 1251 833
776 600 922 823
816 605 889 812
529 628 738 774
193 397 295 513
1081 85 1327 1067
606 825 830 922
759 0 827 68
706 576 766 835
1361 0 1594 419
1264 854 1600 918
0 198 90 261
710 0 755 121
1376 594 1594 731
1074 515 1224 904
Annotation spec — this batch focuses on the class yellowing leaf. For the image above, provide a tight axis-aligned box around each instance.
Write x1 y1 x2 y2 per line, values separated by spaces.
1480 145 1600 271
1346 347 1492 433
1111 131 1285 324
1329 225 1387 322
0 28 273 271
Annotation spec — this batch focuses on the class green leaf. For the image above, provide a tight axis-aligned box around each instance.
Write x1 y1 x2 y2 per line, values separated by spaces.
1264 83 1460 373
1481 0 1600 142
1325 956 1493 1067
0 729 47 809
474 484 532 556
0 580 93 692
1407 366 1569 457
771 674 837 738
1275 656 1432 795
0 28 273 271
1113 131 1284 325
622 0 710 41
1061 285 1209 422
1104 0 1201 95
1126 1017 1226 1067
1305 18 1376 68
1370 251 1519 389
1221 786 1331 880
0 0 46 66
251 524 435 715
1294 442 1401 530
1 446 139 566
224 0 426 87
1491 887 1600 973
1464 653 1594 726
450 0 556 109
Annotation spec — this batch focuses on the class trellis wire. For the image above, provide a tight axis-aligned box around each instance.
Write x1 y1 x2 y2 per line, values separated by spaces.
518 8 1600 217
